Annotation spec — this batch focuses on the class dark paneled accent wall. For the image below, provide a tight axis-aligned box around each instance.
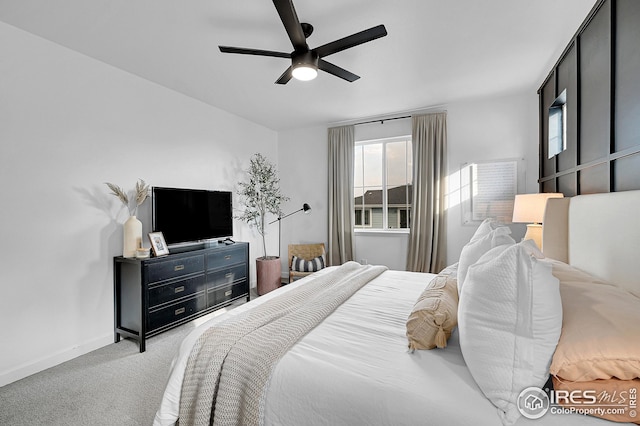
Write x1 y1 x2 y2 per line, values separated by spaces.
538 0 640 195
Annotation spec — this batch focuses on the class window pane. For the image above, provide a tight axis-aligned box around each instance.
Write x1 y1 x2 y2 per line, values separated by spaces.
407 141 413 185
363 186 383 229
354 145 363 187
386 185 410 229
353 188 364 226
386 141 407 187
362 144 382 187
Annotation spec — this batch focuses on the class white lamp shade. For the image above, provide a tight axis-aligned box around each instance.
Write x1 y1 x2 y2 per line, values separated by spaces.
512 193 564 224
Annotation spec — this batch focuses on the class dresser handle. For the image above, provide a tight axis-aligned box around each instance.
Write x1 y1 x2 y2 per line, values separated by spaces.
174 286 185 293
225 290 232 297
175 307 185 315
225 273 233 279
174 265 184 271
224 255 231 260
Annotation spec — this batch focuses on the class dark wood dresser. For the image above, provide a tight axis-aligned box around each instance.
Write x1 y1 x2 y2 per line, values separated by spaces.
113 242 249 352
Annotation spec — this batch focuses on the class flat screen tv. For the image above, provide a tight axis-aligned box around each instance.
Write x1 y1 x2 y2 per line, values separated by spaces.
152 187 233 246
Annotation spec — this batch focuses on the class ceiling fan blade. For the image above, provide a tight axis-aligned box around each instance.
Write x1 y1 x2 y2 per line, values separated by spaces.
272 0 308 51
318 59 360 82
314 24 387 58
275 66 293 84
219 46 291 58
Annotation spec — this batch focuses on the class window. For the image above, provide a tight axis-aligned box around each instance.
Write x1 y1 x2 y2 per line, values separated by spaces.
354 208 372 227
398 208 409 228
354 136 412 230
548 90 567 158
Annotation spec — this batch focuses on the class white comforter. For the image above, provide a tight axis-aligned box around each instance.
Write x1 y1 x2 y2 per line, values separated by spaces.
154 267 617 426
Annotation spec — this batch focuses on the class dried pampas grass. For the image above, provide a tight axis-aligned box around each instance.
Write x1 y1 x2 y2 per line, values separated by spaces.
105 182 129 206
134 179 150 207
105 179 150 216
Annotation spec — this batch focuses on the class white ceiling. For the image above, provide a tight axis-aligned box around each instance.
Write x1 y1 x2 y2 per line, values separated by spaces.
0 0 595 131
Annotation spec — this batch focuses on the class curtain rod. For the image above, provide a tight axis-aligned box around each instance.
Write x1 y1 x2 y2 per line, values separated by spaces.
329 104 447 128
354 115 411 126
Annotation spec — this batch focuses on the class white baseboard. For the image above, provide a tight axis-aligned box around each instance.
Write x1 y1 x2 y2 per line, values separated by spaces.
0 334 113 387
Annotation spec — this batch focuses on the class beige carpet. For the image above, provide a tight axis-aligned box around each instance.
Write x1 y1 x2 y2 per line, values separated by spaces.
0 296 251 426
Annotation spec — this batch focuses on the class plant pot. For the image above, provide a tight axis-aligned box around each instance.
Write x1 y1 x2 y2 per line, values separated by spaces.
256 256 281 296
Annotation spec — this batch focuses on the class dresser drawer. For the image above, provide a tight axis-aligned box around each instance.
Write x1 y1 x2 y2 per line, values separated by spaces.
147 292 207 332
208 282 247 307
114 242 250 353
207 264 247 288
207 245 246 270
147 255 204 283
148 274 205 308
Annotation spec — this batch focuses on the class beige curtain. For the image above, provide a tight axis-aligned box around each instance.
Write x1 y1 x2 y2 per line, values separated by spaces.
328 125 355 266
406 113 447 273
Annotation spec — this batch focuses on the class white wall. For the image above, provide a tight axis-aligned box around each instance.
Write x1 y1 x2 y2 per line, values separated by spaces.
276 126 328 277
278 91 539 270
446 92 539 263
353 232 409 270
0 23 277 386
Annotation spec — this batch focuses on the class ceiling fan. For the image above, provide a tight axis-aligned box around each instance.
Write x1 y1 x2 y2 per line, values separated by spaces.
218 0 387 84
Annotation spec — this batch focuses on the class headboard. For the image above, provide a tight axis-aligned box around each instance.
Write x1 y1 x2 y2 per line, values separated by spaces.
542 190 640 298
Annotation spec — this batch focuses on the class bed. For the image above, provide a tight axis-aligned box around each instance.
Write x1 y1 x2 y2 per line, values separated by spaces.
154 190 640 426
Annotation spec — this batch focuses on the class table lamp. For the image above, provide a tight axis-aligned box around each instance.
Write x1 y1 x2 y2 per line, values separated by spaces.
512 193 564 249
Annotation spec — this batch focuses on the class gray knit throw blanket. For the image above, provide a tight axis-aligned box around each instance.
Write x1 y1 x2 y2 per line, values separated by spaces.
178 261 387 426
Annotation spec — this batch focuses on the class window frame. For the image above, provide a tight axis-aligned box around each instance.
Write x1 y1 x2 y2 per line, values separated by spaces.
354 135 412 233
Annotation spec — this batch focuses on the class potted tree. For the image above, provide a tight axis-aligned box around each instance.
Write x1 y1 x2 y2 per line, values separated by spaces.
236 153 289 295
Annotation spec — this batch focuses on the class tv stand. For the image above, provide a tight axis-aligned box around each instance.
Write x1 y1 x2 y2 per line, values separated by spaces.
113 242 249 352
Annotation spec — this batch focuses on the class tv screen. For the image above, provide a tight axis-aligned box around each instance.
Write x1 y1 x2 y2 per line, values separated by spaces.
152 187 233 245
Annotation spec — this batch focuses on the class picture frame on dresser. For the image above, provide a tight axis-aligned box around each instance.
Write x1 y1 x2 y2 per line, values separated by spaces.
149 231 169 256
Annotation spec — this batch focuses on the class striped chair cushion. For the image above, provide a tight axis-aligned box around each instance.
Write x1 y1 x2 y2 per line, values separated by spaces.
291 255 326 272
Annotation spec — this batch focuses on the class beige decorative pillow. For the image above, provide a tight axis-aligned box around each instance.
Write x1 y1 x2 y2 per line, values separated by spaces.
549 260 640 382
406 266 459 350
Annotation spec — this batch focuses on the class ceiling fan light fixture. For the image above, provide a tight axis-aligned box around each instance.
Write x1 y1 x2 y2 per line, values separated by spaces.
218 0 387 85
292 63 318 81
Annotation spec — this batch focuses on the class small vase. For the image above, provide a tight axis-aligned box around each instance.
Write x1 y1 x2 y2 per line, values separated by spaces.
123 215 143 258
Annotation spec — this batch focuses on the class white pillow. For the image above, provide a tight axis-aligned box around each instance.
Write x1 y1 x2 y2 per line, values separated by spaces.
458 240 562 425
470 218 499 243
457 226 515 294
470 242 513 267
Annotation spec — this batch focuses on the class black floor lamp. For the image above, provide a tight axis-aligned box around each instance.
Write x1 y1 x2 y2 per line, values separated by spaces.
269 203 311 258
